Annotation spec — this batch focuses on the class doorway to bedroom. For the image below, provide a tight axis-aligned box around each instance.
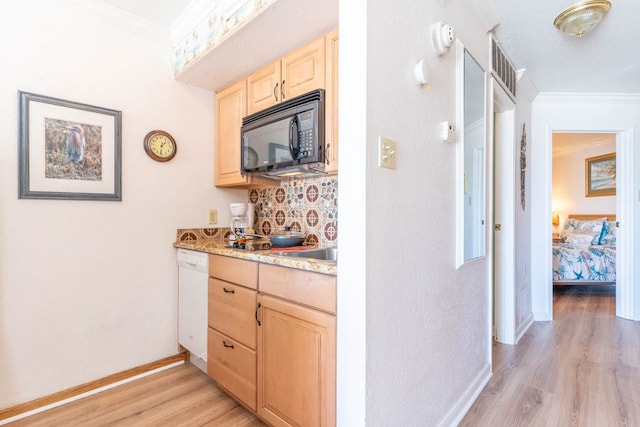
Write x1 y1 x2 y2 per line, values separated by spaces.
531 95 637 322
551 131 619 311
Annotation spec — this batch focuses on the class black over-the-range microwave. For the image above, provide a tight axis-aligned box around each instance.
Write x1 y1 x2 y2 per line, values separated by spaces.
240 89 326 179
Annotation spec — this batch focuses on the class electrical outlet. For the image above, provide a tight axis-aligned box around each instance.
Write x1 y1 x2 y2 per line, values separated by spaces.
378 136 397 170
208 209 217 224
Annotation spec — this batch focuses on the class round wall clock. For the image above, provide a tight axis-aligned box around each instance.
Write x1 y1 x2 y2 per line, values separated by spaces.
143 130 177 162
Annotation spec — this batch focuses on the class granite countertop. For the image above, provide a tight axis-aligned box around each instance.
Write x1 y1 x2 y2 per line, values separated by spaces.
174 238 337 276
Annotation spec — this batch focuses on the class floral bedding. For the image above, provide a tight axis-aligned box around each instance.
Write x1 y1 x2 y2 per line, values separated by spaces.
552 243 616 282
553 217 617 282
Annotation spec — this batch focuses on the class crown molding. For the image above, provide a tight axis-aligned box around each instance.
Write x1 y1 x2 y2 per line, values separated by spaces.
83 0 170 45
535 92 640 105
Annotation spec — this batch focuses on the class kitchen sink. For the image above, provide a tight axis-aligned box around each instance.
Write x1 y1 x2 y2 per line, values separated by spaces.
273 247 338 262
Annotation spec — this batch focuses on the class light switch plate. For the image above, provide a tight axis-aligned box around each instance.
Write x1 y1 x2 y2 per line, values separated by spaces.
208 209 218 224
378 136 397 170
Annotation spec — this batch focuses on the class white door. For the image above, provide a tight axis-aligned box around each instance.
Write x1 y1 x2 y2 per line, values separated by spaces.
493 82 516 344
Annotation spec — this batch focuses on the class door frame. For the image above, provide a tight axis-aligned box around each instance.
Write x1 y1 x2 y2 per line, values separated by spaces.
531 94 637 321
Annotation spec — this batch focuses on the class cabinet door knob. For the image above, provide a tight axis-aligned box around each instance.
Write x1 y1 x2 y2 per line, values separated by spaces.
281 80 286 100
273 82 279 102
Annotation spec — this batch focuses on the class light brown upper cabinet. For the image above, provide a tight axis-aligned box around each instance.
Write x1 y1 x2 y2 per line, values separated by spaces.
215 79 247 187
247 36 326 116
215 80 273 187
324 29 339 174
215 29 338 188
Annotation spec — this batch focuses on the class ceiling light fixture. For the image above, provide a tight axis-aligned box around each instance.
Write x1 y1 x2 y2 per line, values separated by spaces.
554 0 611 38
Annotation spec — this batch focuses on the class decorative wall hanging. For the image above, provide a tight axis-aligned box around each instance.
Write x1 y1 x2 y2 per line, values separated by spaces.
18 91 122 201
585 152 616 197
520 123 527 210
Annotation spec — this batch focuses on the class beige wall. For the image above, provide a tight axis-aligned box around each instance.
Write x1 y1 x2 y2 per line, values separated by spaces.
0 0 246 409
552 132 616 229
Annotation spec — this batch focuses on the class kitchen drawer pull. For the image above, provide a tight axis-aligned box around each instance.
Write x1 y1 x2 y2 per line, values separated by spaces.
255 302 262 326
222 340 235 349
273 82 279 102
222 287 235 294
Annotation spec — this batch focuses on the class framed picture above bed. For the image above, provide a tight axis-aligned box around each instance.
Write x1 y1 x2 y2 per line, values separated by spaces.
585 152 616 197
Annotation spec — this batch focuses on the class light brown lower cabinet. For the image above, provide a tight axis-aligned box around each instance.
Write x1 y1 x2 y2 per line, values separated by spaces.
207 255 258 410
207 327 257 410
207 254 336 426
257 294 336 427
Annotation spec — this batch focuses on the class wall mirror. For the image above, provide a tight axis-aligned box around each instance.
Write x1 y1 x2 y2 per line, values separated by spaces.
456 43 486 267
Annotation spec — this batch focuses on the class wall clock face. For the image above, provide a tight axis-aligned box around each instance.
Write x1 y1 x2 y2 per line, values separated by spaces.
144 130 177 162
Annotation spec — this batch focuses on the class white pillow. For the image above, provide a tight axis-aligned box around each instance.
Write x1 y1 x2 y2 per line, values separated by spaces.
561 218 605 244
564 230 598 246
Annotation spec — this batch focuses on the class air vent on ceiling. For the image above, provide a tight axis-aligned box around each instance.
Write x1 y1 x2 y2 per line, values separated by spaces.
491 38 516 100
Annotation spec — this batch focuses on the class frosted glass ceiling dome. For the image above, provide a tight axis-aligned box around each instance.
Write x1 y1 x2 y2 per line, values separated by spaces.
554 0 612 38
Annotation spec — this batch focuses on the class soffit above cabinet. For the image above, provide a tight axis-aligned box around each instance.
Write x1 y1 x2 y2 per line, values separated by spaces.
175 0 338 92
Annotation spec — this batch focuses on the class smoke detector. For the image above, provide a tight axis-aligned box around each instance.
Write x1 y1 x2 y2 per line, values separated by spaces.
431 21 456 56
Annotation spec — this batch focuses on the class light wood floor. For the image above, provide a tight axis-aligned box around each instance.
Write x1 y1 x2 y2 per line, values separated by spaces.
461 284 640 426
9 285 639 426
8 364 265 426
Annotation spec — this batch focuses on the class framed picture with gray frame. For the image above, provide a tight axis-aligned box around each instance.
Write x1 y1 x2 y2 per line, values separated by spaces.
18 91 122 201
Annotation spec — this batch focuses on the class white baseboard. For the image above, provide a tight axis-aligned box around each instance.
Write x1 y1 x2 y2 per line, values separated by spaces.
437 363 492 427
516 312 534 343
533 311 552 321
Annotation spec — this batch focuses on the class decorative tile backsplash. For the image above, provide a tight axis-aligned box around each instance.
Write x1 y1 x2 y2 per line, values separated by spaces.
174 176 338 247
175 226 229 243
249 176 338 245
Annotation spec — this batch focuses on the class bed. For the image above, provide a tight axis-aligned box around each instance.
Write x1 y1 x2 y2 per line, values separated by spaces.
552 214 616 285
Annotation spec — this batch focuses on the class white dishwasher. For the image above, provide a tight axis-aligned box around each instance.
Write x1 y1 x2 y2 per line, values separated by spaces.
177 248 209 373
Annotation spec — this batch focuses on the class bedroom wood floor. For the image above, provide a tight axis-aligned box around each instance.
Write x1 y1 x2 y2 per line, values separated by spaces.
461 284 640 427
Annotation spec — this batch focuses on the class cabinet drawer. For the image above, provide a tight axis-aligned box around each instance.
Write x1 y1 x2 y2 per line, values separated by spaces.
207 328 256 410
259 264 336 314
208 278 257 349
209 254 258 289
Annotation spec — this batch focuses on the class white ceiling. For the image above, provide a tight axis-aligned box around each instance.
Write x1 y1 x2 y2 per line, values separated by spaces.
100 0 640 94
553 132 616 157
487 0 640 93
